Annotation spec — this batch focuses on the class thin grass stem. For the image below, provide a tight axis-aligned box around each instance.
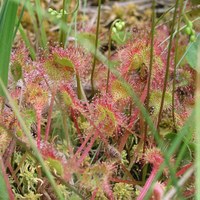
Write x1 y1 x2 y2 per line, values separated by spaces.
156 0 180 131
143 0 156 153
172 0 184 130
35 0 47 48
195 34 200 200
91 0 101 96
106 19 121 93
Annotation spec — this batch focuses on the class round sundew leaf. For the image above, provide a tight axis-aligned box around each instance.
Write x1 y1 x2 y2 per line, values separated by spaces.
111 80 129 101
130 54 144 70
149 90 172 116
54 54 75 72
96 105 117 137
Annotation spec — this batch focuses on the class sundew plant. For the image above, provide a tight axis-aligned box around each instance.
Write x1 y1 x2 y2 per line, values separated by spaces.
0 0 200 199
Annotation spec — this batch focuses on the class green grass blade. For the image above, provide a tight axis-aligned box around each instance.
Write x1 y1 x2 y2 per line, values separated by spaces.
0 159 10 200
35 0 47 48
25 0 45 49
18 21 36 60
13 0 25 38
0 0 18 96
0 0 9 25
25 0 39 39
195 35 200 200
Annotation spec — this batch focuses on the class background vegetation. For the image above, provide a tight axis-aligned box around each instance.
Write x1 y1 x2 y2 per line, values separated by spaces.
0 0 200 199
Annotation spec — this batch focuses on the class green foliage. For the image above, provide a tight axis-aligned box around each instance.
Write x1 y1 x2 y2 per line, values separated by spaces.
0 0 19 96
183 14 196 42
10 61 23 82
57 184 82 200
0 79 65 199
186 35 200 71
81 162 113 191
149 90 172 117
11 152 42 198
51 110 69 140
54 54 74 69
121 150 129 166
46 157 64 176
23 109 36 129
14 191 42 200
111 20 130 45
0 164 10 200
95 189 108 200
113 183 134 200
191 0 199 5
80 32 100 47
0 1 199 199
48 7 66 19
112 31 131 45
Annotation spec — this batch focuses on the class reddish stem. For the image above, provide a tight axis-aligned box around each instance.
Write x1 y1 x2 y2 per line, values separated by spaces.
118 109 140 152
103 181 114 200
77 132 98 165
78 109 109 146
176 163 193 177
3 139 16 167
74 131 93 158
137 167 158 200
71 108 83 143
118 130 130 153
91 188 99 200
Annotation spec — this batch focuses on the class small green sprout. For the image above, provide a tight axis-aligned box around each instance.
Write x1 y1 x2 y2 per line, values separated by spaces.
48 7 67 19
112 26 117 33
113 20 125 33
111 19 128 45
183 14 196 42
184 26 192 35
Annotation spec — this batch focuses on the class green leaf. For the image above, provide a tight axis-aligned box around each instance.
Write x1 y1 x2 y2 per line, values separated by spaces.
186 34 200 72
191 0 199 5
0 0 19 96
54 54 74 69
0 165 9 200
47 158 64 176
70 193 82 200
78 32 100 48
111 31 131 45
